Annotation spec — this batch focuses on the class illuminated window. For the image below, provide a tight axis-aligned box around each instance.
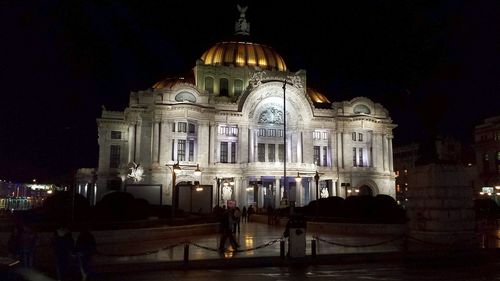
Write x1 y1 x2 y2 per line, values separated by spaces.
314 146 320 166
268 144 275 162
268 129 276 137
322 146 327 166
353 147 357 167
220 142 228 163
234 79 243 95
258 143 266 162
205 77 214 93
177 140 186 161
323 132 328 140
188 140 194 161
258 128 266 136
359 148 363 167
178 122 187 133
278 144 284 162
231 142 236 163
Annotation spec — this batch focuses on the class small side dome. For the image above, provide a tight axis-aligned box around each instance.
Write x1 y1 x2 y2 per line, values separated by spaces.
307 88 331 108
152 73 195 90
201 41 287 71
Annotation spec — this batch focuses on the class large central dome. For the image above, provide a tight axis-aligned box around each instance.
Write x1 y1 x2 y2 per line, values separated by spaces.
201 41 287 71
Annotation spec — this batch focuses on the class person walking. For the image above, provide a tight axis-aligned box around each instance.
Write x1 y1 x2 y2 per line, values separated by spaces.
75 229 96 281
53 224 74 281
247 205 255 222
241 206 247 223
218 209 239 253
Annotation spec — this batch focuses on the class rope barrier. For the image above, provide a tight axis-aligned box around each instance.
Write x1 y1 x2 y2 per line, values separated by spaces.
314 235 405 248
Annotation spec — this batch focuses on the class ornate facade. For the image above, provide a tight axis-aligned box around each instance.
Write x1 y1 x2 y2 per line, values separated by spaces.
78 6 396 209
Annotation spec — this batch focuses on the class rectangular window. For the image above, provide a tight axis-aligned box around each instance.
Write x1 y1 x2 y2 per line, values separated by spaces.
278 130 283 137
359 148 363 167
231 142 236 163
172 122 176 132
178 122 187 132
352 132 356 141
171 139 175 160
220 142 228 163
258 128 266 137
218 126 225 135
268 144 276 162
322 146 327 166
323 132 328 140
358 133 363 141
109 145 120 168
313 146 320 166
313 131 321 140
177 140 186 161
353 147 357 167
225 127 229 135
111 131 121 139
258 143 266 162
188 140 194 161
231 127 238 136
188 123 195 134
278 144 284 162
268 129 276 137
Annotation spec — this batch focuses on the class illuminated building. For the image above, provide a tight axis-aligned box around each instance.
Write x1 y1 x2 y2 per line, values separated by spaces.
78 6 396 209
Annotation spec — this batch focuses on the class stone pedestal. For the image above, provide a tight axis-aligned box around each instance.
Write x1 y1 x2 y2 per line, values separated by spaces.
406 164 477 250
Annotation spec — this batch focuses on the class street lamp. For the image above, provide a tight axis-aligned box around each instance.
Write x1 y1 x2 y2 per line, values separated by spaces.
314 171 320 201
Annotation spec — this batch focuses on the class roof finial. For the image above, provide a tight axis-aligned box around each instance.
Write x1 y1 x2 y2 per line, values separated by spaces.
235 4 250 36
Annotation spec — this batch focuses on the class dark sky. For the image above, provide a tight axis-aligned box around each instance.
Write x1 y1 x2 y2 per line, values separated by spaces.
1 0 499 183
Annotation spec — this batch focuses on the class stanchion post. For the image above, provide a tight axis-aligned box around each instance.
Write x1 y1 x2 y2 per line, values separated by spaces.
280 240 285 259
184 244 189 263
311 239 317 258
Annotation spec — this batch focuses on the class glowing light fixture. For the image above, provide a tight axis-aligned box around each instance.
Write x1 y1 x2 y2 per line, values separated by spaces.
196 186 203 192
194 164 202 176
295 172 301 182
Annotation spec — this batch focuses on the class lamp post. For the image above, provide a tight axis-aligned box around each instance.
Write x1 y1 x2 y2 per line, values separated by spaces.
215 177 221 207
282 80 288 203
314 171 320 201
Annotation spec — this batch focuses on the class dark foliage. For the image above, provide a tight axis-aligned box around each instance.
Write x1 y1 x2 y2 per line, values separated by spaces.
92 191 151 221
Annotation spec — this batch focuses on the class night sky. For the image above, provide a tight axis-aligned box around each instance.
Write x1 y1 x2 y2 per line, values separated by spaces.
1 0 499 184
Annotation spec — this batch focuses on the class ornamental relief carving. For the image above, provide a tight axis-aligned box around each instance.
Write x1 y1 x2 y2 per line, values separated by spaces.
258 107 284 124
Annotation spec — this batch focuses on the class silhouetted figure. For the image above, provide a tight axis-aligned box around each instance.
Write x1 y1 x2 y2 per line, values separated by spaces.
53 224 74 281
7 224 22 260
241 206 247 223
218 210 239 252
247 205 255 222
233 207 241 233
19 224 38 268
75 229 96 281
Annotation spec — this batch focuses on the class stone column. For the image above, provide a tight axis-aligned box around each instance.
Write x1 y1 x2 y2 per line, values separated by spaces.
275 177 281 208
382 134 388 171
152 121 160 164
234 177 241 206
209 123 217 164
309 178 316 201
388 136 394 172
302 129 313 164
128 124 135 163
296 179 303 206
336 132 343 169
241 177 249 207
197 122 210 165
257 184 264 209
297 131 303 163
239 125 248 163
135 121 142 162
159 122 170 164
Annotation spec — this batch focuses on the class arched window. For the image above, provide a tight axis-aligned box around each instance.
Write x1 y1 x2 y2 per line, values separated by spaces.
205 76 214 94
234 79 243 95
353 104 371 114
220 78 229 96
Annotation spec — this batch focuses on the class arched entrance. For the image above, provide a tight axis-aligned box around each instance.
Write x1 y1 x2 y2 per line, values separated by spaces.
358 185 373 196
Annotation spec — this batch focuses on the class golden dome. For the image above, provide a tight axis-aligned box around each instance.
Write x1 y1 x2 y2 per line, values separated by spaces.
152 73 195 90
201 41 287 71
307 88 331 107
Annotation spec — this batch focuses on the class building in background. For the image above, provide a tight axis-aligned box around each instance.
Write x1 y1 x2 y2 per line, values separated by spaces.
474 115 500 199
78 6 396 209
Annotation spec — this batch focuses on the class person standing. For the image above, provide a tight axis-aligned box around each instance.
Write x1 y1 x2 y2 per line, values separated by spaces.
241 206 247 223
247 205 255 222
218 209 239 253
233 207 241 233
19 224 38 268
75 229 96 281
53 224 74 281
